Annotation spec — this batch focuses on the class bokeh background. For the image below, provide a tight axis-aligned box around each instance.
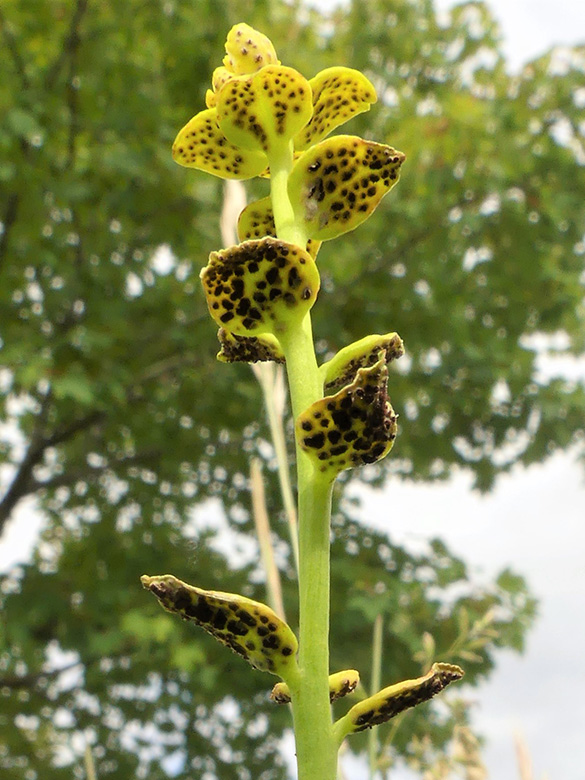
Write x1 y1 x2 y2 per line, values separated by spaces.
1 1 583 779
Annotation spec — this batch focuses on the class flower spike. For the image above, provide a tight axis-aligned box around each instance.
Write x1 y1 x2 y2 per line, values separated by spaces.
141 574 299 679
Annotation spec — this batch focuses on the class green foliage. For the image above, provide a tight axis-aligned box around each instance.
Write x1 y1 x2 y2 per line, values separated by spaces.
0 0 582 777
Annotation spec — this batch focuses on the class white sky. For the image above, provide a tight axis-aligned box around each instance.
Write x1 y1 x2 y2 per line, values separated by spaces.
435 0 585 71
355 1 585 778
1 1 584 779
351 449 585 780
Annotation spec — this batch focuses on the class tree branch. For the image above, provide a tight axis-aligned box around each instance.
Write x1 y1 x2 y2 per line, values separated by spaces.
45 0 88 90
133 351 203 386
34 449 162 494
0 342 204 536
44 410 105 450
0 7 30 90
0 408 105 536
0 659 83 691
0 193 20 273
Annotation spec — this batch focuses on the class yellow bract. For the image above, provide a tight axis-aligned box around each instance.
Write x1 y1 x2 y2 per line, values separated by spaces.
216 65 313 155
141 575 299 678
223 23 280 75
295 67 377 151
237 196 322 259
297 357 397 478
320 333 404 392
288 135 406 241
172 108 267 180
338 663 464 737
205 66 235 108
201 238 320 338
271 668 360 704
216 328 285 364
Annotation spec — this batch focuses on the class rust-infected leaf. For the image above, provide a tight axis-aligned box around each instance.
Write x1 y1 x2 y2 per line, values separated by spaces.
237 197 322 259
295 67 377 151
172 108 267 179
288 135 405 241
297 358 397 478
201 238 319 337
141 574 299 679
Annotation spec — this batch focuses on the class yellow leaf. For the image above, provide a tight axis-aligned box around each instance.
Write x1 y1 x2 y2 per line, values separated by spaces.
288 135 405 241
297 357 397 478
295 67 377 150
201 238 320 338
172 108 267 180
141 574 299 679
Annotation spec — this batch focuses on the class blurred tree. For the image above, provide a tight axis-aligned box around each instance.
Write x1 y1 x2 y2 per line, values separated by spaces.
0 0 581 778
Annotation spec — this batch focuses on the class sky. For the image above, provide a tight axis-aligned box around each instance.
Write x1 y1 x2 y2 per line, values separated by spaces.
350 449 585 780
352 1 585 778
1 1 584 779
435 0 585 71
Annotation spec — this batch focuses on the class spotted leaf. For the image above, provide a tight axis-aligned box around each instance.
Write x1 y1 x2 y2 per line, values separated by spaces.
223 23 280 76
271 668 360 705
321 333 404 392
172 108 267 180
297 357 397 478
216 66 313 155
141 574 299 678
201 238 320 337
237 196 322 259
336 663 464 738
288 135 405 241
216 328 285 364
295 67 377 151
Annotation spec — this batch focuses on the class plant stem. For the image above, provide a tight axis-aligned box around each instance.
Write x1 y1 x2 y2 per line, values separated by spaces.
270 141 308 248
278 321 337 780
250 457 286 620
84 743 97 780
271 146 338 779
369 614 384 779
253 363 300 573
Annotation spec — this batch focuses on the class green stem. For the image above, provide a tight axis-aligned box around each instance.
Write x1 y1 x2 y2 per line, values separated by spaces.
270 141 308 248
279 322 337 780
270 146 337 780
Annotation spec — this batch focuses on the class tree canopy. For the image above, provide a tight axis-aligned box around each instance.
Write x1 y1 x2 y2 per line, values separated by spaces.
1 0 582 778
